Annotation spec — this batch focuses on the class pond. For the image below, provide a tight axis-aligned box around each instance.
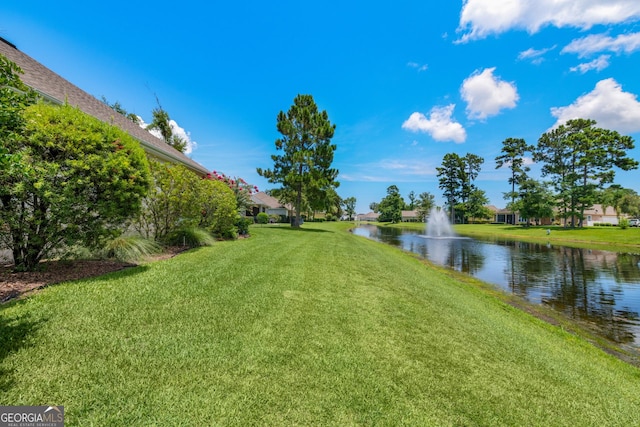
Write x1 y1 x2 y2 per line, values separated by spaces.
353 224 640 351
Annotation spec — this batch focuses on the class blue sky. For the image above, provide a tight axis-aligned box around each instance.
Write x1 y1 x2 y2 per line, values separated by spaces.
2 1 640 213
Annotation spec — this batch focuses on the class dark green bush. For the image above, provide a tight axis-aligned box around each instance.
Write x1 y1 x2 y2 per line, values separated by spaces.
269 214 281 223
236 216 252 235
256 212 269 224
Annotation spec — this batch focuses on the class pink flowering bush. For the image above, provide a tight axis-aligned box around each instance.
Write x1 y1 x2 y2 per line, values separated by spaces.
205 170 258 212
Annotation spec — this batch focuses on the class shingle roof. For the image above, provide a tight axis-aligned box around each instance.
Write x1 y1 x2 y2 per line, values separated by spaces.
250 192 289 210
0 38 209 175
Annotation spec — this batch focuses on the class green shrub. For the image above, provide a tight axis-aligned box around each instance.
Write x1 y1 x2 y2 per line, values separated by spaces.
133 161 201 240
256 212 269 224
236 216 252 235
269 214 281 223
134 162 237 241
200 179 238 239
103 236 161 262
619 218 629 229
3 103 151 271
165 227 216 248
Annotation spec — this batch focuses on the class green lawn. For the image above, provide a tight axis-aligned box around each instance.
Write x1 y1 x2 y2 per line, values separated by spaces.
390 221 640 253
2 222 640 425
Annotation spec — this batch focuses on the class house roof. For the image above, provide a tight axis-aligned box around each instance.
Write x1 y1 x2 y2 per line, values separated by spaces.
401 210 419 218
357 212 380 220
0 38 209 175
584 204 617 216
250 192 290 210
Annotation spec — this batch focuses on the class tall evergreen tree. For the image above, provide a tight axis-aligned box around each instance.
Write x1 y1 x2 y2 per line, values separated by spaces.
343 196 357 221
536 119 638 227
495 137 533 224
535 124 573 225
518 178 555 226
416 192 435 221
407 191 417 210
461 153 484 223
378 185 404 223
436 153 466 224
257 94 338 227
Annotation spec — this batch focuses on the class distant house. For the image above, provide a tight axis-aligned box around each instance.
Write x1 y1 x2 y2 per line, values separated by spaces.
357 212 380 222
489 203 620 226
491 206 522 225
249 192 292 218
401 210 420 222
0 37 209 175
584 204 619 226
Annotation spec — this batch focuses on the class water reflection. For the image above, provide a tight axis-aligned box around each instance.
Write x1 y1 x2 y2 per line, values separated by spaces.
353 224 640 348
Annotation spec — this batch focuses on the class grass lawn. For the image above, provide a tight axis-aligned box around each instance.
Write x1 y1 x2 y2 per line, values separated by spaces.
2 222 640 425
390 221 640 253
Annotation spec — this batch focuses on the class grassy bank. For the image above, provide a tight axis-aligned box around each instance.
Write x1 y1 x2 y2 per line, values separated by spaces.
1 222 640 425
387 221 640 253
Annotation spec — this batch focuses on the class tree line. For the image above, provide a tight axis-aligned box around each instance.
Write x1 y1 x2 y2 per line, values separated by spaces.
369 187 436 223
496 120 638 227
369 120 638 227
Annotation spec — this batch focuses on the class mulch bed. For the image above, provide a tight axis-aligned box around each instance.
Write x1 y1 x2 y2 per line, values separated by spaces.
0 247 187 303
0 260 134 303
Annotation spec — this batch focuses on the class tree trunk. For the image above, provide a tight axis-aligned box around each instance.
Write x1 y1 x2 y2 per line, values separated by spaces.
449 197 455 224
293 181 302 228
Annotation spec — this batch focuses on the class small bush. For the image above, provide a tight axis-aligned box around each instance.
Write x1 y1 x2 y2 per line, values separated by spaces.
269 214 281 223
103 236 162 262
236 216 252 235
256 212 269 224
619 218 629 229
165 227 216 248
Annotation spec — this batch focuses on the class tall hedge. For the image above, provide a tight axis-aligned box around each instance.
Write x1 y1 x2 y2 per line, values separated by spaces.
134 160 237 241
1 103 150 270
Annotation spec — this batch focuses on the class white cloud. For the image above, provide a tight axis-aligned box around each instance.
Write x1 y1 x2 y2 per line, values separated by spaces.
137 116 197 155
550 78 640 133
562 32 640 58
460 68 518 120
518 46 556 64
458 0 640 42
402 105 467 143
407 61 428 72
496 156 535 169
569 54 611 73
168 120 197 155
339 173 391 183
378 159 438 176
340 158 438 182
